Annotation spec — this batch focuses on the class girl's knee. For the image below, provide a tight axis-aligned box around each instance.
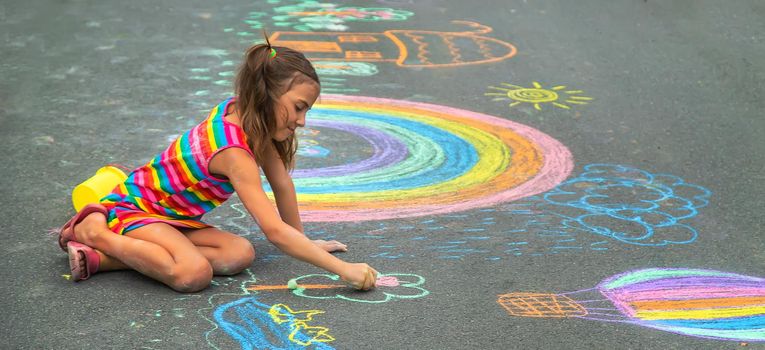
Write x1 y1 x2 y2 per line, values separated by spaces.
169 260 213 292
217 238 255 275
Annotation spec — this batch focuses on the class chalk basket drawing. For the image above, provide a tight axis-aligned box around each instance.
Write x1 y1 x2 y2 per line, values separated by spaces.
269 94 572 222
485 81 593 111
497 268 765 342
269 20 517 68
214 297 335 349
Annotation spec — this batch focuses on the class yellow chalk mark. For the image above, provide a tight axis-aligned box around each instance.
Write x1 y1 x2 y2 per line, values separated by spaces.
268 304 335 346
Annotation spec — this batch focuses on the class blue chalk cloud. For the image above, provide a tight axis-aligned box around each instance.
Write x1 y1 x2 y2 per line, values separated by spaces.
540 164 712 246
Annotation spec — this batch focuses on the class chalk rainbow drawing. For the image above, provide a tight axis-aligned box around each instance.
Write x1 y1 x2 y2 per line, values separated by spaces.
271 95 572 222
485 81 593 111
497 268 765 342
214 296 336 349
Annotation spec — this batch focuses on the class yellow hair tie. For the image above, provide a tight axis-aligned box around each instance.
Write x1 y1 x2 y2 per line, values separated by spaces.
268 48 277 58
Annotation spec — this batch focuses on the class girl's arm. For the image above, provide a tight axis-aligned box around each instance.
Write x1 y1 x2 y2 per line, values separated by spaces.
260 143 347 252
260 142 303 232
209 147 375 289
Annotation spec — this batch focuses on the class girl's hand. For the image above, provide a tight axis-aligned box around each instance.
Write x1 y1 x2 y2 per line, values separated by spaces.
312 239 348 252
340 263 378 291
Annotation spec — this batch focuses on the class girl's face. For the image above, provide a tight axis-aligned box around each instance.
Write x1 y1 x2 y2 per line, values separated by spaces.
273 81 320 142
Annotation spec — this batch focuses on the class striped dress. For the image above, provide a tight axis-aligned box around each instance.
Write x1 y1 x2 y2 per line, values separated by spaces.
101 97 254 235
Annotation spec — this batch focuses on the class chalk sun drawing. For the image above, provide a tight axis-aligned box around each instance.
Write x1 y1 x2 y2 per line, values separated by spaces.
267 95 572 222
497 268 765 342
485 81 593 111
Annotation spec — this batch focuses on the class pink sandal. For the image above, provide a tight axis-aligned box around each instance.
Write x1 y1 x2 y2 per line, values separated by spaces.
58 203 108 251
67 242 101 281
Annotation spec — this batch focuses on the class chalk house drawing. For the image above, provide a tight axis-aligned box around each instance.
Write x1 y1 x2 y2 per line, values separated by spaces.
268 94 572 222
485 81 593 111
497 268 765 342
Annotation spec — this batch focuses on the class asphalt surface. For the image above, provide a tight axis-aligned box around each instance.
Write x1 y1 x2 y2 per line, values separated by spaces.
1 1 764 349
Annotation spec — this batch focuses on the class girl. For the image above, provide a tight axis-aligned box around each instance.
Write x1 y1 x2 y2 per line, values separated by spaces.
56 42 379 292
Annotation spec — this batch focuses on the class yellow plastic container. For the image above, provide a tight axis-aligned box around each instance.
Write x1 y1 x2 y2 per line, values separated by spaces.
72 165 127 211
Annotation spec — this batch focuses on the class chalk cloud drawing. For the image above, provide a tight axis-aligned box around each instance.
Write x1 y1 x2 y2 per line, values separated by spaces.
214 296 336 349
497 268 765 342
485 81 593 111
249 273 429 303
270 21 517 68
269 94 572 222
534 164 711 246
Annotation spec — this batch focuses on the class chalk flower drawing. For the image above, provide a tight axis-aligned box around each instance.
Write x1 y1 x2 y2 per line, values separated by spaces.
537 164 711 246
240 2 413 33
498 268 765 342
289 273 429 303
485 81 593 111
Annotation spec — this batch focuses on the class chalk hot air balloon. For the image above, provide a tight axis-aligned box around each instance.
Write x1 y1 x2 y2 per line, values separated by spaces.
497 268 765 342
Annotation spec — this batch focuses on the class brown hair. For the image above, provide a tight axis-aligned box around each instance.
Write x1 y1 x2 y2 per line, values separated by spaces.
234 40 320 171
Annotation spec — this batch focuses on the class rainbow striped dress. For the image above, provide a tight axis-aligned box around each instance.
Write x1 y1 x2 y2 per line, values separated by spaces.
101 97 253 234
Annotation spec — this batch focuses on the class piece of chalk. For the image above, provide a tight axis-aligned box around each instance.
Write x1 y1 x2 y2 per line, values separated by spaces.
287 279 298 290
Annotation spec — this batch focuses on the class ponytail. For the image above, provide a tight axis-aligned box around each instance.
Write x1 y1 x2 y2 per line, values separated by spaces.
234 32 320 170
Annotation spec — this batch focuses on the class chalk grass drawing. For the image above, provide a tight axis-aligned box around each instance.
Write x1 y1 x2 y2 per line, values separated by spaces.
272 95 572 222
497 268 765 342
270 21 517 68
214 297 335 349
485 81 593 111
248 273 429 303
536 164 711 246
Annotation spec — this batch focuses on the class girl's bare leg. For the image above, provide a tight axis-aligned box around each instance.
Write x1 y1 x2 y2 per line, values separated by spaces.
73 213 213 292
180 227 256 275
